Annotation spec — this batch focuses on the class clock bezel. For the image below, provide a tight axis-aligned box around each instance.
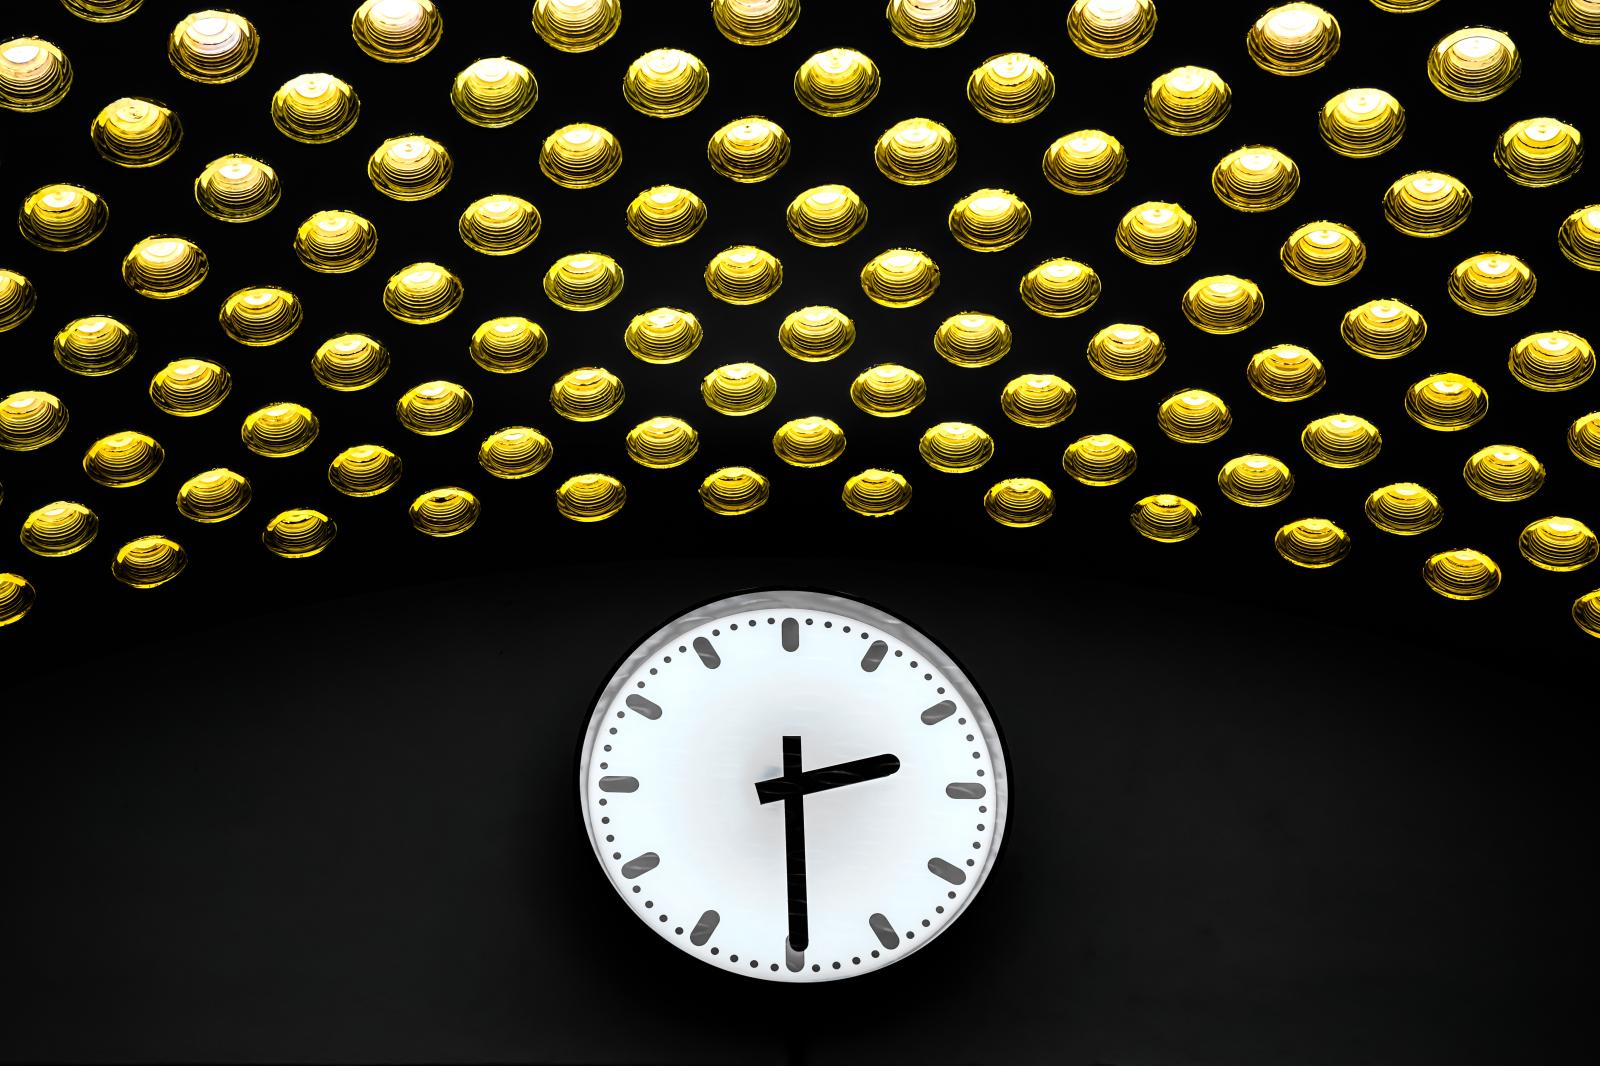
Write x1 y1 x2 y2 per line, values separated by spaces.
575 586 1012 982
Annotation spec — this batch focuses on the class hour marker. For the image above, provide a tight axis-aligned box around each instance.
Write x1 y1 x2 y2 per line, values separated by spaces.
868 912 900 950
692 636 721 668
598 776 639 793
621 852 660 878
927 857 967 885
946 782 986 799
920 699 957 724
785 937 804 972
860 639 889 672
689 909 720 946
625 694 661 719
781 617 799 651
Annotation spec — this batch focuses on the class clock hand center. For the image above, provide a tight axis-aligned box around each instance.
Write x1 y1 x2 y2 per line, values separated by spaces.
753 741 903 956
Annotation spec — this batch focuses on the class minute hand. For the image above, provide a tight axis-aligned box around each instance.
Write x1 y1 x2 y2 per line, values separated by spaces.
755 753 900 804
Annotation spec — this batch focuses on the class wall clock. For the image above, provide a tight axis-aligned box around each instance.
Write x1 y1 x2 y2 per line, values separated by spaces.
578 589 1008 982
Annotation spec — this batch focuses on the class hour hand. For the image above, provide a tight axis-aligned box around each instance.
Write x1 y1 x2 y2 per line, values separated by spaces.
755 753 900 804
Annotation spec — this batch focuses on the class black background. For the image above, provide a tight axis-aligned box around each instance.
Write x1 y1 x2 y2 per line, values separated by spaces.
0 0 1594 1062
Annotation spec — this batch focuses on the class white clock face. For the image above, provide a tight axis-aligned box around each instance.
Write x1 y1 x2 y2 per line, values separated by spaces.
578 590 1008 983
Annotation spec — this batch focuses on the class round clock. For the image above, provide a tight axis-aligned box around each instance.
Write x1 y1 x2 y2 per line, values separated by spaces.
578 589 1009 982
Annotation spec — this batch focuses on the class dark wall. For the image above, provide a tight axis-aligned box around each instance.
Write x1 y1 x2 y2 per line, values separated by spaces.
1 554 1590 1063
